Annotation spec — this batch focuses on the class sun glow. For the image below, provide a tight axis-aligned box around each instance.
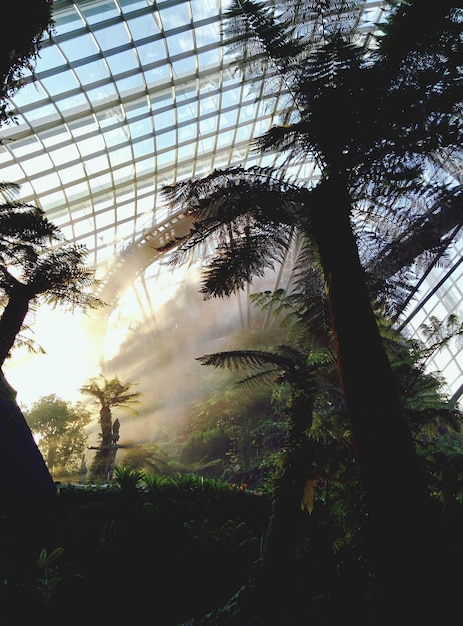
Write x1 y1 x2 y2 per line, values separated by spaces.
4 305 102 410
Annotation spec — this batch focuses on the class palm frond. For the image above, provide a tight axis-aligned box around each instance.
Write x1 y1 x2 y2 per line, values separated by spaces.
161 166 307 288
80 376 142 410
200 223 294 298
196 349 295 372
32 245 104 311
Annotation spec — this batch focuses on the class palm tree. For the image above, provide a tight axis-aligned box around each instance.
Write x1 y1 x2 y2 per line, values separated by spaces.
162 0 463 619
192 300 463 623
0 187 103 503
198 347 322 583
80 375 141 482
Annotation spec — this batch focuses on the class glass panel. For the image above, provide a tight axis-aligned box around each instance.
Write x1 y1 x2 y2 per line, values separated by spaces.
85 153 110 174
10 139 43 160
66 182 92 204
41 70 79 97
178 122 197 141
51 143 82 164
59 163 88 185
35 45 66 73
155 129 176 151
117 201 137 222
176 101 198 124
17 102 58 123
73 59 111 86
128 115 153 140
216 129 234 148
159 4 191 31
117 73 145 93
137 38 168 67
68 116 99 139
11 82 48 107
153 108 175 133
157 149 175 168
126 13 161 40
133 137 155 159
41 128 71 150
177 142 195 160
96 209 117 229
80 0 120 24
78 135 106 157
59 33 100 63
94 21 131 51
75 232 97 249
55 92 89 115
171 54 197 77
119 0 148 14
33 171 62 194
197 48 221 71
145 63 171 85
40 189 67 212
53 5 85 35
21 154 54 176
199 95 219 115
90 172 112 191
105 126 131 148
166 30 194 57
134 156 155 178
106 48 140 75
113 163 137 182
199 115 217 134
193 22 220 47
116 220 136 239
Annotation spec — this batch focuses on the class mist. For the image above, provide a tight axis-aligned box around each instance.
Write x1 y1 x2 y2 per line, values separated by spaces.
4 243 289 469
95 275 270 447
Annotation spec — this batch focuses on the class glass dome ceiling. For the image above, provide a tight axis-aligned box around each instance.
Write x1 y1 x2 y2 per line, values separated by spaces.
2 0 463 408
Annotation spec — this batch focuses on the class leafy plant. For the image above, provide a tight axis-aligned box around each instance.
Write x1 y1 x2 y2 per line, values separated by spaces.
35 547 65 604
113 466 144 492
33 547 82 606
141 472 173 492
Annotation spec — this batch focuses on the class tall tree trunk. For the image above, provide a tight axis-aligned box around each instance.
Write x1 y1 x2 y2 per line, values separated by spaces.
0 289 31 368
0 371 56 505
259 384 315 617
309 178 445 621
89 405 113 481
0 289 55 505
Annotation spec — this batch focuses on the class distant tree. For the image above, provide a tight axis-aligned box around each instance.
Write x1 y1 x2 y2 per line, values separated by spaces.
24 394 92 481
0 0 54 126
80 375 142 482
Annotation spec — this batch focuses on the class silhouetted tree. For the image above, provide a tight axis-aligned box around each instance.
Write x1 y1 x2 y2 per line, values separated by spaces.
0 187 102 503
162 0 463 621
197 347 321 560
80 375 141 482
0 203 102 368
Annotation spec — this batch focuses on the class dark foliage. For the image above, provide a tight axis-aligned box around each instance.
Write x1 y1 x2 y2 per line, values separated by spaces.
0 479 462 625
0 1 54 125
0 482 269 623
